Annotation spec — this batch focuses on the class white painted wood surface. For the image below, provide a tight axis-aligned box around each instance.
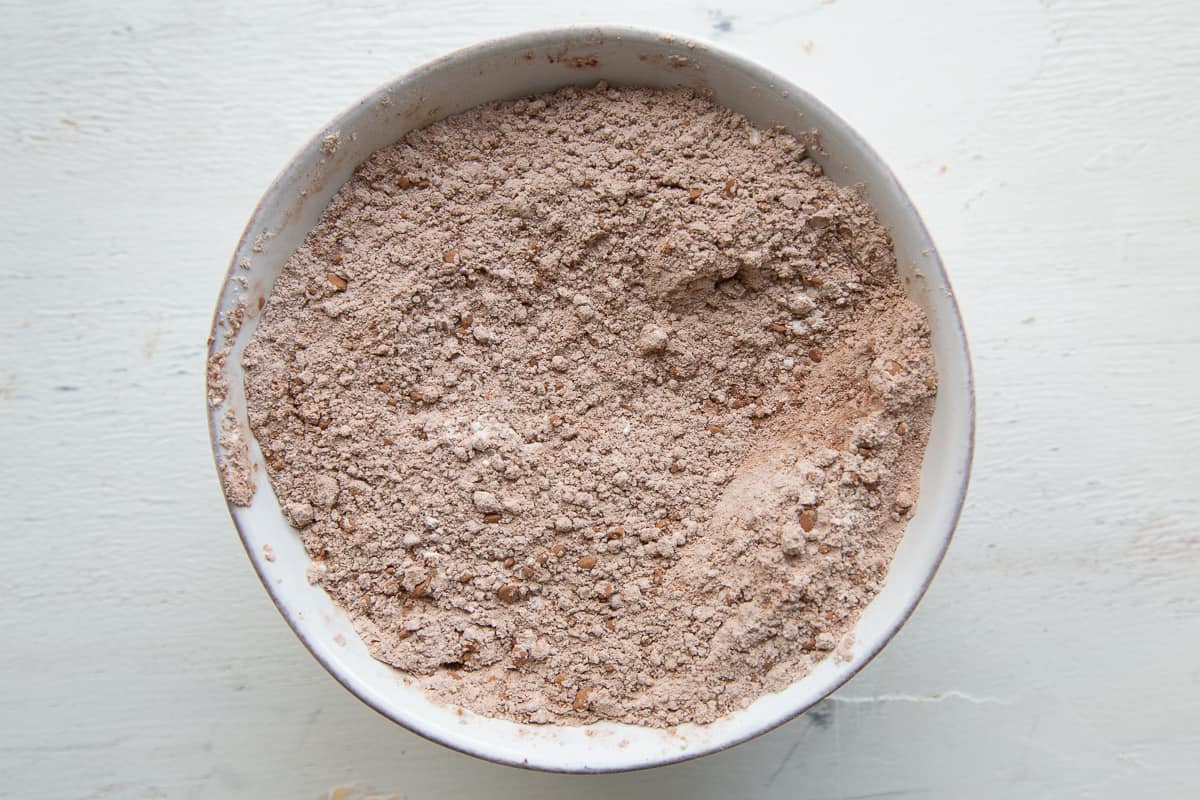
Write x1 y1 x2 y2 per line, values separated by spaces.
2 0 1197 797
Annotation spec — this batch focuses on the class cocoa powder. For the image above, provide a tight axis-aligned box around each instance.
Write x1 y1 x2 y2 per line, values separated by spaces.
241 86 936 726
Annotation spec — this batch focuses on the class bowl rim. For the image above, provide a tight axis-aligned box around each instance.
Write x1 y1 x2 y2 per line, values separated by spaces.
206 23 975 773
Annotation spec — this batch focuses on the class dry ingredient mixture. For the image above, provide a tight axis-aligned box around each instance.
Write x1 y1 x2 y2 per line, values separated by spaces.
239 85 937 727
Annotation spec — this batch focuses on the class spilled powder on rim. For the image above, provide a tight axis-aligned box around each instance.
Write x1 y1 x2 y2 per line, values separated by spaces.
240 85 937 727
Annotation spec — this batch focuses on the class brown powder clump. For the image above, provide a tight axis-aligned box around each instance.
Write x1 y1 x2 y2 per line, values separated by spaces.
241 86 936 727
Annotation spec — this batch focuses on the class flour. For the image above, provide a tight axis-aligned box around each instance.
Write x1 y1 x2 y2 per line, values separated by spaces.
240 86 936 726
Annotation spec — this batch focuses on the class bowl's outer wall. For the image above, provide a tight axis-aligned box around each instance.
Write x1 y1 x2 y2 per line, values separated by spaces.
207 26 974 773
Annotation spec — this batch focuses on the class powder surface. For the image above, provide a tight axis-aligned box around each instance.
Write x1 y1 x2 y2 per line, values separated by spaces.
242 86 936 727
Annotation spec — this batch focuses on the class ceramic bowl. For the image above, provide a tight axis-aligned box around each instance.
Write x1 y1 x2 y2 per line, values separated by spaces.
206 25 974 772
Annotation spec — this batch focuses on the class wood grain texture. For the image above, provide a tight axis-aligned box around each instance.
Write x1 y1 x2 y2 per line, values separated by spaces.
1 0 1197 797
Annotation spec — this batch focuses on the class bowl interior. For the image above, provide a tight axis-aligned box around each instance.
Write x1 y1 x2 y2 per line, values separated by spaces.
207 26 973 772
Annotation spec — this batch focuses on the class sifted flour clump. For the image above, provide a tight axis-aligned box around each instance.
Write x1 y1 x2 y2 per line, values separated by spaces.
240 85 937 727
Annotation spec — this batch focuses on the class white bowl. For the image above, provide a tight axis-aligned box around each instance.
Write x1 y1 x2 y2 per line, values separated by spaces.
206 26 974 773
